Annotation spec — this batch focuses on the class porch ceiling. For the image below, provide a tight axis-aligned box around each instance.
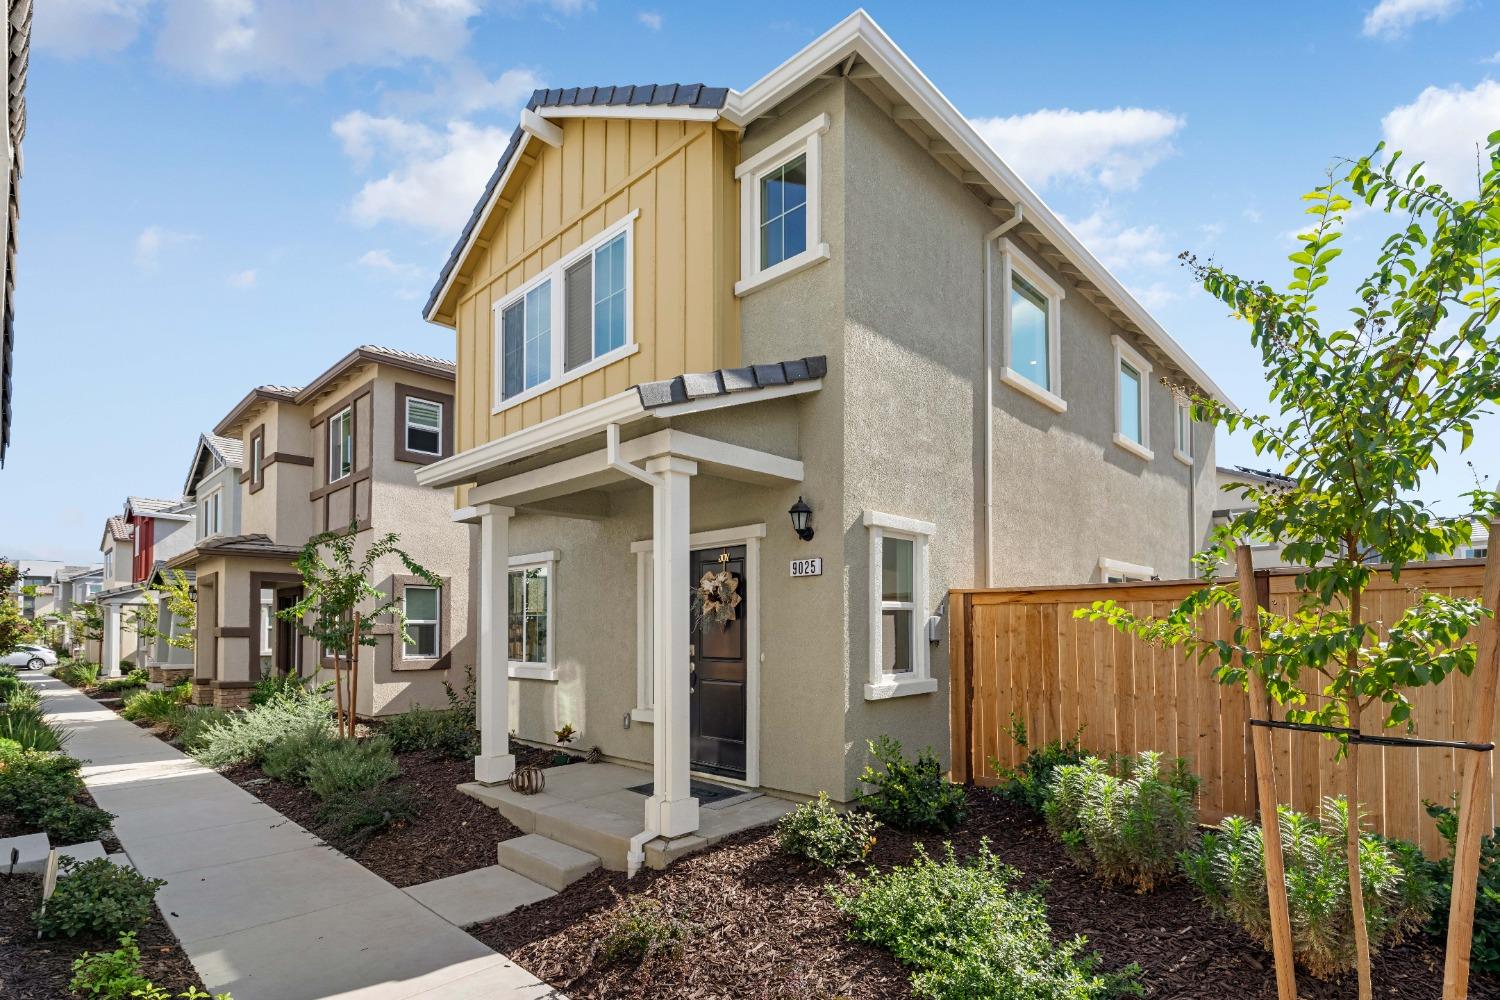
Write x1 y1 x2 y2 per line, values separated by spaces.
466 428 803 509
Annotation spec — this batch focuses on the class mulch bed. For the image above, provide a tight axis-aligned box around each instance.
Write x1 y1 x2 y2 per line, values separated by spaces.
470 789 1500 1000
0 874 210 1000
223 745 558 888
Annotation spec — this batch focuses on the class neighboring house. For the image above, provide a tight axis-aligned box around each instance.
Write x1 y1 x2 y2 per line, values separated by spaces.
95 498 195 676
14 558 65 618
53 564 103 654
166 345 473 713
412 9 1228 850
1212 465 1297 569
0 0 27 465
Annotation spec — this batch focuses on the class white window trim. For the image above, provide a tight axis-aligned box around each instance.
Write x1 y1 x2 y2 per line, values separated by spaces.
1100 556 1155 583
201 488 223 538
329 406 353 482
630 523 764 788
1112 334 1154 461
492 211 640 415
401 583 443 661
997 238 1067 413
405 396 444 456
259 595 274 656
862 510 938 700
507 550 558 680
735 113 831 297
1173 400 1194 466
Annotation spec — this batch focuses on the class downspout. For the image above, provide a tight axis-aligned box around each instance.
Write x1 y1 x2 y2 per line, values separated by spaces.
607 422 663 876
982 206 1023 587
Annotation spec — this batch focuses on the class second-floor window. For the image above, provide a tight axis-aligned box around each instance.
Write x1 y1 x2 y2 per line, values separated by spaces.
494 215 636 411
1113 335 1153 461
250 434 263 486
201 490 222 537
405 397 442 456
1174 400 1194 465
735 113 830 295
997 239 1066 413
329 407 353 482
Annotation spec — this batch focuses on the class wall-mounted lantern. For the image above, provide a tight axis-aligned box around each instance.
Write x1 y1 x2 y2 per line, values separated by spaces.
788 496 814 542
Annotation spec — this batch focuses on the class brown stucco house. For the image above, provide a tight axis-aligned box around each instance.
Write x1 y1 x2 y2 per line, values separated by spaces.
167 345 474 714
413 11 1231 867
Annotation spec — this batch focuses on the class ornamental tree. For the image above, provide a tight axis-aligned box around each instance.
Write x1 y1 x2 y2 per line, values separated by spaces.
1081 134 1500 998
279 525 438 738
156 569 197 652
0 560 32 657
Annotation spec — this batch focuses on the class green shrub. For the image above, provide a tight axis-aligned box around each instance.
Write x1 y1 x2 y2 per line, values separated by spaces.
189 689 333 768
69 931 232 999
856 736 967 833
117 659 135 671
305 736 400 801
0 703 70 751
35 857 166 940
1044 750 1199 891
5 681 40 711
991 716 1087 812
1424 802 1500 975
261 719 339 784
1180 798 1434 979
777 793 879 868
0 663 16 678
0 673 19 700
0 743 113 840
315 784 418 849
250 672 307 708
121 689 182 725
56 662 102 689
95 669 148 695
382 706 477 760
175 707 230 751
836 842 1139 999
596 896 692 967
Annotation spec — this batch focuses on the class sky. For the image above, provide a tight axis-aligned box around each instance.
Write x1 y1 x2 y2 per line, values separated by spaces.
2 0 1498 564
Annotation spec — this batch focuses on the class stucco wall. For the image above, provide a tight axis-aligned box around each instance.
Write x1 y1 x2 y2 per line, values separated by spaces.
195 462 242 538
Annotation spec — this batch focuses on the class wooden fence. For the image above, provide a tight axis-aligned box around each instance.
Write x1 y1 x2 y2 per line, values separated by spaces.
948 560 1493 857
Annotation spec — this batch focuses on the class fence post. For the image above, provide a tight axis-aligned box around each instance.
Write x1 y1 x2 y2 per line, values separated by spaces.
1237 546 1299 1000
1443 524 1500 1000
948 592 972 784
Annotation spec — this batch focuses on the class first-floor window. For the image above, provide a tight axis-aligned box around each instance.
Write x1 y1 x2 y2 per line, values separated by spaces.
403 585 440 658
1100 557 1155 584
508 566 549 665
863 511 936 700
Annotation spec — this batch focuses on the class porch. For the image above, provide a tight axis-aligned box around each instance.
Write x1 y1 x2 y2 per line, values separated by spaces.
458 760 794 872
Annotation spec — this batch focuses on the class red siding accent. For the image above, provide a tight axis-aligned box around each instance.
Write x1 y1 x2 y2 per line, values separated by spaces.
131 516 154 583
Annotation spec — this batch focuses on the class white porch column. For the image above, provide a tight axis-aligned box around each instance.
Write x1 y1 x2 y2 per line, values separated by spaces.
645 455 699 838
474 503 516 785
101 604 122 678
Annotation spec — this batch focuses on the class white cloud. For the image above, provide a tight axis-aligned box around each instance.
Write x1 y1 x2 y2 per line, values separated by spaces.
332 111 443 169
153 0 484 84
227 268 258 288
1242 206 1264 223
1130 281 1181 311
134 226 197 270
1362 0 1461 39
33 0 152 57
344 119 512 234
1064 210 1174 272
1381 79 1500 194
637 10 662 30
358 249 424 279
969 107 1185 191
1487 50 1500 64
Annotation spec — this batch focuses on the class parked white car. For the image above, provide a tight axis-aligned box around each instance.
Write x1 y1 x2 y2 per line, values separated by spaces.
2 644 58 670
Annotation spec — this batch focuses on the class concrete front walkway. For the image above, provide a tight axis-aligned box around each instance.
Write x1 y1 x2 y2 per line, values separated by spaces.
29 674 562 1000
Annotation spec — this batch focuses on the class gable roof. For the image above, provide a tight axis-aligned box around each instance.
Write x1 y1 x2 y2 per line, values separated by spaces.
103 514 133 544
183 432 246 497
423 10 1228 406
213 345 454 437
424 84 729 321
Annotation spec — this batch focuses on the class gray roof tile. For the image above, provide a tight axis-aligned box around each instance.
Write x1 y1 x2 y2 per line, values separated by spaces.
636 355 826 410
426 83 728 318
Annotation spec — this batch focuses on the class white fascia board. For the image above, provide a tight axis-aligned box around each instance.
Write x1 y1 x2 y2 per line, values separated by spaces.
537 105 721 122
414 389 647 489
520 108 564 147
722 10 1231 407
423 130 536 325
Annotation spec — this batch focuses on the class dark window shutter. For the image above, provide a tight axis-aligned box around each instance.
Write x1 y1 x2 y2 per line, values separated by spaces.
502 302 525 400
564 256 593 371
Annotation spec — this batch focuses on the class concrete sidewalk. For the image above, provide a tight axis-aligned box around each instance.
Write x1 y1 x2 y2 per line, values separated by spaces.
30 673 562 1000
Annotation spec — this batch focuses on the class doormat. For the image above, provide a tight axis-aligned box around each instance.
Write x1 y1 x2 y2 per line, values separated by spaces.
626 778 743 804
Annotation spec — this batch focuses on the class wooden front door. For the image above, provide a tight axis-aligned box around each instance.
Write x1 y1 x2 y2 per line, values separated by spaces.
689 545 748 780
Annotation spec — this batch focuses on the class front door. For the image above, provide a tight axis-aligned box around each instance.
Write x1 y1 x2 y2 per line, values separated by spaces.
689 545 748 780
275 588 302 676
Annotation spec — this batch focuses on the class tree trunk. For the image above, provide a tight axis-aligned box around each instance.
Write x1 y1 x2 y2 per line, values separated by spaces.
1347 578 1373 1000
333 650 346 740
349 615 362 738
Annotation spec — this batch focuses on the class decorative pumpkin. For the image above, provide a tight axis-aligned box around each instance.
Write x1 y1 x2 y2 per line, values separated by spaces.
511 763 545 795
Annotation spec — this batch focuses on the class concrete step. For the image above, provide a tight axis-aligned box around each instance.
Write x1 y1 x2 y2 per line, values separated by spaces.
404 865 553 927
496 833 600 891
0 832 50 874
54 841 109 866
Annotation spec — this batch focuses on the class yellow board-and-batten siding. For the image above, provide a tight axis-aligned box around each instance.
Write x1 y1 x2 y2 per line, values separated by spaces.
448 117 742 456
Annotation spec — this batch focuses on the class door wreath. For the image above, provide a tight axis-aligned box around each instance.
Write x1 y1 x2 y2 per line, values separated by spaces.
692 567 742 630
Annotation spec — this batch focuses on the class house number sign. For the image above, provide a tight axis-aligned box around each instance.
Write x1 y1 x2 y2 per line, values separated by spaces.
790 557 823 578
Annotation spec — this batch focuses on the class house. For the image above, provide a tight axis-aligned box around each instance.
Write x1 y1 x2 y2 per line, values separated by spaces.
95 498 196 676
52 564 103 656
1212 465 1297 569
412 8 1229 857
166 345 473 713
13 559 65 619
0 0 27 465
